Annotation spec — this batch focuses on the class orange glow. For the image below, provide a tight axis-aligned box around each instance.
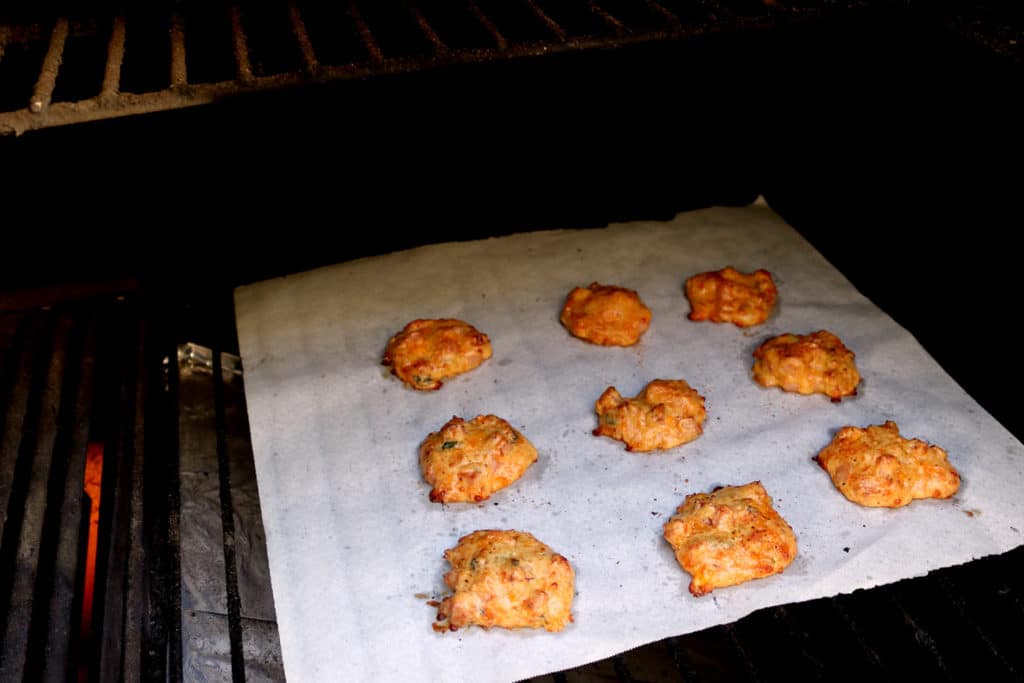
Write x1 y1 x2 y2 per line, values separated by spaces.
80 443 104 643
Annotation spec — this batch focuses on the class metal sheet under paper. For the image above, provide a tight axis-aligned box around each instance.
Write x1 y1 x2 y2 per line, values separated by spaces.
234 200 1024 683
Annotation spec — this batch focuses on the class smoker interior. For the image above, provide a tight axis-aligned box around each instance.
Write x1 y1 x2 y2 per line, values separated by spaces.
1 0 1023 680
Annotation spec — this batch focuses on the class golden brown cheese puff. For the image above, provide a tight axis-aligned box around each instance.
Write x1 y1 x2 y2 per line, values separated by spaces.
663 482 797 596
382 319 492 390
435 530 575 632
685 267 778 327
560 283 651 346
420 415 538 504
594 379 706 452
816 421 960 508
752 330 860 401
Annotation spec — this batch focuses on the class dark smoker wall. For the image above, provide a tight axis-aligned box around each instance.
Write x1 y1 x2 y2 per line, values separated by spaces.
1 6 1021 430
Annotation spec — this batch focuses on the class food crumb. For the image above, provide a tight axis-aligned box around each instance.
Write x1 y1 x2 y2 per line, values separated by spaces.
414 593 430 600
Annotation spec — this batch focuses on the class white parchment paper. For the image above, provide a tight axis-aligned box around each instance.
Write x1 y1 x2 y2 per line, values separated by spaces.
234 200 1024 683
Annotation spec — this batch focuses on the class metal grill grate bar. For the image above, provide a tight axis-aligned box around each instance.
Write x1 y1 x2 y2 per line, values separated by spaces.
883 586 951 676
465 0 507 49
0 312 70 680
39 315 97 682
408 2 447 53
522 0 568 42
646 0 682 27
229 5 255 82
170 13 188 87
29 17 69 113
100 16 127 97
588 1 630 34
349 1 384 63
933 573 1018 676
287 0 319 74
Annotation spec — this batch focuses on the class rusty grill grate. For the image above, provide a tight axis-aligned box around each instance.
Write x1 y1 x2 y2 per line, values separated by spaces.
0 0 876 135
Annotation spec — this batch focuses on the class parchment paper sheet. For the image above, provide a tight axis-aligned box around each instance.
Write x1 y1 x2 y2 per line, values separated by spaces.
234 200 1024 682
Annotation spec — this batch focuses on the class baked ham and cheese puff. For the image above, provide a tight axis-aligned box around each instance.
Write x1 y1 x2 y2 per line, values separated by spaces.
419 415 537 504
383 318 491 390
560 283 651 346
752 330 860 401
594 379 706 452
685 267 777 327
435 530 575 632
663 482 797 596
816 421 960 508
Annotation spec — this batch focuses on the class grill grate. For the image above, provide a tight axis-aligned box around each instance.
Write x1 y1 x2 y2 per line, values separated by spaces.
0 0 875 135
0 292 1022 680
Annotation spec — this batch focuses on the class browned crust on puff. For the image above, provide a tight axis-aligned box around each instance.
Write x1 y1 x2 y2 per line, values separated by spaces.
816 421 960 508
419 415 538 503
685 267 778 327
382 318 492 390
594 379 706 452
559 282 651 347
435 530 575 632
662 482 797 596
752 330 860 401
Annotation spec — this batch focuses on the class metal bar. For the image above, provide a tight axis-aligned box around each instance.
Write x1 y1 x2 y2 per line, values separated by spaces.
219 355 283 679
121 314 148 681
724 623 761 682
97 307 144 683
665 636 699 681
771 605 826 677
611 654 635 683
829 598 888 676
29 17 70 113
933 574 1017 676
0 312 69 681
882 586 952 676
464 0 507 50
0 317 32 519
229 5 254 82
408 2 447 52
522 0 568 42
100 16 127 97
587 0 630 34
213 349 246 682
2 26 699 136
170 12 188 87
288 0 320 74
39 315 98 683
645 0 681 28
349 1 384 62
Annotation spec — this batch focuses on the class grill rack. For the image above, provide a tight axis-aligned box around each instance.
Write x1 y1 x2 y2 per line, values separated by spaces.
1 293 1023 681
0 0 874 135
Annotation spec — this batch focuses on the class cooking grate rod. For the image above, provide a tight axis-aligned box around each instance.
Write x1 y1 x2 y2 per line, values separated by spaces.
287 0 319 74
408 2 447 53
464 0 507 50
349 1 384 63
100 16 126 98
229 5 254 82
588 1 631 35
932 573 1018 677
829 596 888 676
523 0 568 42
28 17 68 113
883 586 951 676
170 12 188 87
646 0 682 27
